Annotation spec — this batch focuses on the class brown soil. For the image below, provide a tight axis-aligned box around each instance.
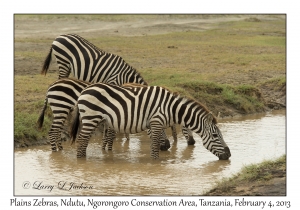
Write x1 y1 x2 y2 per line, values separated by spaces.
205 169 286 196
14 15 286 196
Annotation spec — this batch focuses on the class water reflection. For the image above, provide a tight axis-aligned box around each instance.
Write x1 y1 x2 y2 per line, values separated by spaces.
200 159 231 175
14 110 285 195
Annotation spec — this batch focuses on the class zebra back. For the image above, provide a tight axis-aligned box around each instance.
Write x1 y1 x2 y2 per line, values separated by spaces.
44 34 148 86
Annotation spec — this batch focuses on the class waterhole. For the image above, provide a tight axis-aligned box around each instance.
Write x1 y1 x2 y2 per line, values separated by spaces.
14 110 285 195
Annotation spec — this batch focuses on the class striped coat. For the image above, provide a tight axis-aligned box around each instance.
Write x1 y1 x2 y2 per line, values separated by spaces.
70 83 231 159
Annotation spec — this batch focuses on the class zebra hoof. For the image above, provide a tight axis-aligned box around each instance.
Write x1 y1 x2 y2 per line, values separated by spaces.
187 138 196 145
77 155 86 158
160 139 171 151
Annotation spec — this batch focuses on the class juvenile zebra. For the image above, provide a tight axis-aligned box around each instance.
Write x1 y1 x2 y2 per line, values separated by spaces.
70 83 231 160
37 78 176 151
41 34 194 146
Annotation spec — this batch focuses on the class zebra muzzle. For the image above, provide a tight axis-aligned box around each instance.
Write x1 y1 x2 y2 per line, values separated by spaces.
218 147 231 160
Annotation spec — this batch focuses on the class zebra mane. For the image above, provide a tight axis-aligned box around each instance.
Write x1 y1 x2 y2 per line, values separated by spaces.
69 34 106 53
174 92 218 124
123 84 217 123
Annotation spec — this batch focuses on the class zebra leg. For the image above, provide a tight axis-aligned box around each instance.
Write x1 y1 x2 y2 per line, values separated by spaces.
48 127 59 151
49 110 70 151
57 127 65 151
102 128 108 150
125 133 130 141
55 117 70 150
159 129 170 151
182 127 196 145
57 140 64 150
76 133 89 158
77 118 105 157
48 113 67 151
171 125 178 141
76 125 95 157
147 129 170 151
149 120 163 159
106 128 116 150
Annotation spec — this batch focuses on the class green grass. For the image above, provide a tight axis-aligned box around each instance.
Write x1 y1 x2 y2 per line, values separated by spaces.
14 74 57 141
261 76 286 86
14 14 241 22
204 155 286 194
15 51 46 59
177 81 264 114
15 16 286 79
14 112 51 141
14 15 286 142
85 29 285 81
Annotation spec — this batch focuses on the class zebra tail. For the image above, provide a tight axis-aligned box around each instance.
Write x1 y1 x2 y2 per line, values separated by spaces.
70 104 80 145
37 97 48 129
41 47 52 75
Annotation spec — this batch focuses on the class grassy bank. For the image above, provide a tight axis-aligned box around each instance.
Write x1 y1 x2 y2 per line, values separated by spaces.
203 155 286 196
14 15 286 144
14 74 57 145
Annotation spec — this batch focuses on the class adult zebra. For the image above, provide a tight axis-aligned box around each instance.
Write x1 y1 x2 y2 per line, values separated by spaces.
41 34 194 146
70 83 231 160
42 34 147 85
37 78 90 151
37 78 175 151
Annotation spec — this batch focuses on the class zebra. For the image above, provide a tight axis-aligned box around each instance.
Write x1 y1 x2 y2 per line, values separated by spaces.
41 33 194 147
70 83 231 160
100 83 196 150
37 78 171 151
41 33 148 85
37 78 90 151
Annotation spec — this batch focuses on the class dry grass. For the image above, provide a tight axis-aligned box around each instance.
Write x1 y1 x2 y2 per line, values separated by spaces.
14 15 286 141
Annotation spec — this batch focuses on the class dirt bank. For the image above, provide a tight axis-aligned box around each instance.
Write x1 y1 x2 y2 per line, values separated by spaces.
204 155 286 196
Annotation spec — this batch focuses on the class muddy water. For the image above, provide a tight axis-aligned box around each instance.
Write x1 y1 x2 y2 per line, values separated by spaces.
14 110 285 195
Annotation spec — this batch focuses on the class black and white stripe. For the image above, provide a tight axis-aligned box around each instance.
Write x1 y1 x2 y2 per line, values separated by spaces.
37 78 170 151
41 34 193 148
70 83 231 159
42 34 147 85
37 78 90 151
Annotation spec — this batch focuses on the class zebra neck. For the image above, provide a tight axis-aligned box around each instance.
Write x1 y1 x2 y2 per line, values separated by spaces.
172 97 208 134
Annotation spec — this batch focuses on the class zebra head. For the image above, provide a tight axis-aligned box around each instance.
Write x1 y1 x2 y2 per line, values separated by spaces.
201 113 231 160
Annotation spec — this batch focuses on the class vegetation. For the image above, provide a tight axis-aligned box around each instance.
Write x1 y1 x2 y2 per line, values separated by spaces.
15 14 242 21
14 15 286 143
203 155 286 195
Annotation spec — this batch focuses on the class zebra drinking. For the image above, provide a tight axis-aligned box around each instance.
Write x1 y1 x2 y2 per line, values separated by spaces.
37 78 172 151
37 78 90 151
70 83 231 160
40 34 194 148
